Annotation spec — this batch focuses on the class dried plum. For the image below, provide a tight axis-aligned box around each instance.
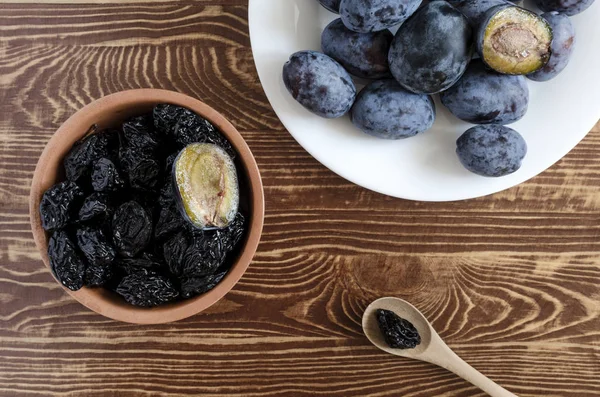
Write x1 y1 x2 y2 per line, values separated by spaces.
159 175 176 206
174 110 233 155
153 104 234 157
180 271 228 299
122 115 160 155
64 128 117 182
115 271 179 307
40 181 84 231
48 230 86 291
85 262 114 287
112 201 152 258
153 104 187 137
376 309 421 349
76 226 116 267
119 147 161 191
173 143 239 229
221 213 246 250
162 231 189 277
78 193 114 222
91 158 125 192
163 228 235 279
117 256 163 275
155 203 186 240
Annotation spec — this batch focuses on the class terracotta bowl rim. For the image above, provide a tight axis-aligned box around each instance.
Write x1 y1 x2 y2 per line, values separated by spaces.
29 89 265 324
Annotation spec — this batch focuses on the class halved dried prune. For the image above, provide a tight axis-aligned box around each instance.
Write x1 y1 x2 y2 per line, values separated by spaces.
79 193 114 222
180 271 228 299
64 128 117 182
115 271 179 307
173 143 240 230
376 309 421 349
92 158 125 192
48 230 86 291
112 201 152 258
76 226 116 267
40 181 84 231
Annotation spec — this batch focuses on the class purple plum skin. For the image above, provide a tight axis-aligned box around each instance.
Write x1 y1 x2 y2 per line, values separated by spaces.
534 0 596 16
350 79 436 139
388 1 473 94
321 19 393 79
283 51 356 119
440 60 529 125
339 0 422 33
457 125 527 177
528 12 576 82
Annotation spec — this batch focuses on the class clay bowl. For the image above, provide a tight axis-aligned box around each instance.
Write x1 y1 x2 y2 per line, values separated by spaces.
29 89 264 324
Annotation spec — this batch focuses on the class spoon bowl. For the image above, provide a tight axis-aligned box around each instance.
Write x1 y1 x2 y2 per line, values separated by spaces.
363 297 518 397
363 297 433 358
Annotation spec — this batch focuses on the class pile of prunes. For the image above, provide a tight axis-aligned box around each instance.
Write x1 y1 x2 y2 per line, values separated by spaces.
39 104 246 307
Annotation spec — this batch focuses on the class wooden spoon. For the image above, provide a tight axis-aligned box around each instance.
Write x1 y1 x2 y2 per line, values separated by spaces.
363 297 518 397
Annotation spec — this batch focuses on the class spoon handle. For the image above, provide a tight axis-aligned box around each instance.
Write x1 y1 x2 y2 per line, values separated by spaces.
424 337 518 397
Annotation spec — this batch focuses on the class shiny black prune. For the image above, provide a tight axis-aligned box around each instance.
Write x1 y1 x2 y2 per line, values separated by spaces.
78 193 113 222
91 158 125 192
116 255 164 276
155 203 186 240
180 271 228 299
163 230 224 278
115 271 179 307
85 262 114 287
221 213 246 251
40 181 84 231
112 201 152 258
376 309 421 349
76 226 116 267
153 104 235 157
122 115 160 155
119 147 161 191
64 128 117 182
153 104 188 137
174 110 233 155
48 230 86 291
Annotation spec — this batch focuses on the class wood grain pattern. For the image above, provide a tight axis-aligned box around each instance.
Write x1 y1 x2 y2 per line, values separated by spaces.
0 2 599 396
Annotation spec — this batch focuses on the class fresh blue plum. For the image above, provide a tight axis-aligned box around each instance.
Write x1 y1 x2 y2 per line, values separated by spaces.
321 19 393 79
318 0 341 13
456 125 527 177
440 60 529 125
350 79 435 139
339 0 422 33
534 0 595 16
388 1 472 94
283 51 356 118
446 0 510 27
528 12 576 82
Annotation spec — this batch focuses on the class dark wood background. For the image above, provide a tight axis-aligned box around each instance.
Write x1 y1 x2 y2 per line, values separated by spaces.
1 1 599 396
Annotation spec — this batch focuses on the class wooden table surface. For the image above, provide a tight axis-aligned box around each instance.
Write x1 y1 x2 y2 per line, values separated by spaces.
1 1 599 396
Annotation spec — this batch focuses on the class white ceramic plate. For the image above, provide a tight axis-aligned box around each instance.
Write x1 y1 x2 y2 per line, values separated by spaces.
249 0 600 201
